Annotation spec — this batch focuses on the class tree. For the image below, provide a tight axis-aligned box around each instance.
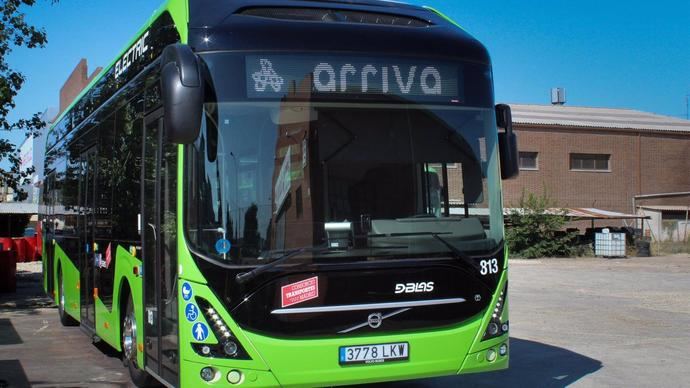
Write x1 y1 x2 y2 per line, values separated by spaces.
1 0 55 199
506 189 577 258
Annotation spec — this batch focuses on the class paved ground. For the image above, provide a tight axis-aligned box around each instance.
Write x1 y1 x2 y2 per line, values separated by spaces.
0 262 130 387
1 255 690 387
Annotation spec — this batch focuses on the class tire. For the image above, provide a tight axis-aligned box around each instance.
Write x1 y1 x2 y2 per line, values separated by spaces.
122 296 157 387
57 268 78 327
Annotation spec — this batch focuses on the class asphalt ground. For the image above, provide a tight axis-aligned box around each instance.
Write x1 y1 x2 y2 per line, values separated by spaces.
1 255 689 387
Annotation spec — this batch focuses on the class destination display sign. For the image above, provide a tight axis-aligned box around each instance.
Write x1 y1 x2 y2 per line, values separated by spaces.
246 55 461 101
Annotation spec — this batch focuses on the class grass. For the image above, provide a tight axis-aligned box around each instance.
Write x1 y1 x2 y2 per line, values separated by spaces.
652 241 690 255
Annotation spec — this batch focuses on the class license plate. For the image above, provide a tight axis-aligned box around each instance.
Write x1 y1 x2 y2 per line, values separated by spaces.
339 342 409 365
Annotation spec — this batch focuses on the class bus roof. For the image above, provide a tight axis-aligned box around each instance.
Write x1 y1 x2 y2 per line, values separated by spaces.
47 0 483 148
46 0 189 142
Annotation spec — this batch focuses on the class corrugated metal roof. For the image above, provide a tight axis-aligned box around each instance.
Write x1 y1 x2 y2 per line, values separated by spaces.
562 208 647 220
509 104 690 133
450 206 648 219
638 205 690 212
0 202 38 215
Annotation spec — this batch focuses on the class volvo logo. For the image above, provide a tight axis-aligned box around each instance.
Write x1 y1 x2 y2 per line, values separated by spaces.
339 308 410 334
367 313 383 329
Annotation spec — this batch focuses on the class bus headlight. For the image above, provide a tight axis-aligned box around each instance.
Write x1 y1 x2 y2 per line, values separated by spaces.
192 298 252 360
227 370 243 385
486 348 497 362
487 322 499 336
223 340 238 356
483 281 508 340
200 367 216 382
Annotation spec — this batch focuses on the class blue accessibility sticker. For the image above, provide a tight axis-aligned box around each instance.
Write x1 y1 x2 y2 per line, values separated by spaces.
192 322 209 341
215 239 232 255
185 303 199 322
181 282 193 301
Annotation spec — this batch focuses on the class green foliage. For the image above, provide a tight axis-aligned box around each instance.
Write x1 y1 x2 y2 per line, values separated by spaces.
1 0 56 198
506 190 577 258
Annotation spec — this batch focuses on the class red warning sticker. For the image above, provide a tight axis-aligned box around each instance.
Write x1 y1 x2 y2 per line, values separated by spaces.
281 276 319 308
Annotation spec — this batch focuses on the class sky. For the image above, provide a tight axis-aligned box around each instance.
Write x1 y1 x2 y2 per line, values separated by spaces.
3 0 690 150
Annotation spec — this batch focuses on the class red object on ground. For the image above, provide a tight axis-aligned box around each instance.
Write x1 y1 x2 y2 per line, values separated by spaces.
0 250 17 293
24 236 38 262
12 238 28 263
0 237 13 252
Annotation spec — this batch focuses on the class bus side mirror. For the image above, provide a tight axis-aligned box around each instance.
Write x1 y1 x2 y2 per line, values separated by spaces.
496 104 519 180
160 44 203 144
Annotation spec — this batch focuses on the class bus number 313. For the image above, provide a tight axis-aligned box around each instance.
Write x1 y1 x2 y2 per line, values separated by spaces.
479 259 499 275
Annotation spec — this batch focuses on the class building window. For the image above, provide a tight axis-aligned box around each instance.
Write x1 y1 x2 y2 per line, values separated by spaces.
428 163 458 168
518 152 538 170
570 153 610 171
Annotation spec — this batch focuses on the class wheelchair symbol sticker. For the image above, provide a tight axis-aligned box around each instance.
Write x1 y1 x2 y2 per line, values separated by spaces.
185 303 199 322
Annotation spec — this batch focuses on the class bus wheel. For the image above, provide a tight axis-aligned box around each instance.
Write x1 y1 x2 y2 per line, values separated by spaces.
122 296 156 387
57 268 78 326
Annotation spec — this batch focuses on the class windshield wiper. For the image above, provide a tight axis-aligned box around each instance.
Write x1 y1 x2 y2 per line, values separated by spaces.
369 231 450 238
235 246 327 285
366 232 476 263
431 233 477 268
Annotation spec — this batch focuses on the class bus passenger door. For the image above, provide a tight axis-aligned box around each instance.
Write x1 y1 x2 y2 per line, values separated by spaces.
42 171 56 296
79 147 98 330
142 112 179 385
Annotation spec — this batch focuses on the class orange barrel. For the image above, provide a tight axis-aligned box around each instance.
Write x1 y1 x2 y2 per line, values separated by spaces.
0 237 13 251
24 236 38 261
12 238 28 263
0 250 17 293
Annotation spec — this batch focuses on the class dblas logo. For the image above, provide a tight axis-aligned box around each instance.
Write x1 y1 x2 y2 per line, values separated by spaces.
395 282 435 294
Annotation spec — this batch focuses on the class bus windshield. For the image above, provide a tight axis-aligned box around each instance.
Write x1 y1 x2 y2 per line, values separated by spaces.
185 52 504 266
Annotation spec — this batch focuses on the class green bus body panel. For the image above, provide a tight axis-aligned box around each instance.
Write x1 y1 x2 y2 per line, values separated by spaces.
94 246 144 352
468 250 509 354
178 280 270 368
48 242 145 362
175 273 508 387
53 242 80 322
248 323 481 387
181 360 281 387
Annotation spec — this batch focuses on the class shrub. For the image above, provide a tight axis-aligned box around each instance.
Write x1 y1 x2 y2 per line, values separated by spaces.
506 190 577 258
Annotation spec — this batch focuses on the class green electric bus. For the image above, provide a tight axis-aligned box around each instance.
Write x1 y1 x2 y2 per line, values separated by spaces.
41 0 519 386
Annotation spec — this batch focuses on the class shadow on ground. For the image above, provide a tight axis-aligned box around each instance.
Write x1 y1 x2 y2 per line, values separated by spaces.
367 337 603 387
0 269 54 310
0 360 29 388
0 319 22 346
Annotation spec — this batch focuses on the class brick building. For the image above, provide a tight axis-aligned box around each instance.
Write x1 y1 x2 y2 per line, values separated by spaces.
502 103 690 231
59 59 101 114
